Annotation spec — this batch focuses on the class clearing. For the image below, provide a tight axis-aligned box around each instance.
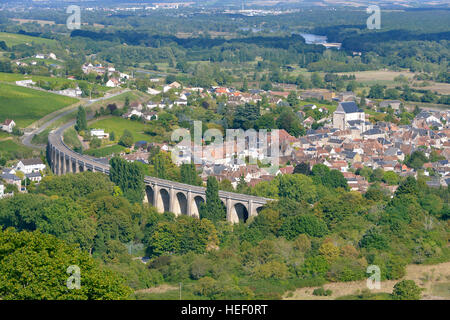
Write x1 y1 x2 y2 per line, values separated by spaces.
284 261 450 300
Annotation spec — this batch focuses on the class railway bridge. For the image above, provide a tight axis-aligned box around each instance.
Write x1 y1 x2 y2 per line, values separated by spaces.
47 122 272 223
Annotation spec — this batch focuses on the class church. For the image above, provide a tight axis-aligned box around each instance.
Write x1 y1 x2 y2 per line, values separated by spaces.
332 101 367 132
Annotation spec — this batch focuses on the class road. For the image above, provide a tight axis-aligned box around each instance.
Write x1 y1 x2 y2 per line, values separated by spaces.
21 89 130 149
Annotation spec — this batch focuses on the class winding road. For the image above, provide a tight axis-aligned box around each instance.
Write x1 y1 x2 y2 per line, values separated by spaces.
22 89 130 149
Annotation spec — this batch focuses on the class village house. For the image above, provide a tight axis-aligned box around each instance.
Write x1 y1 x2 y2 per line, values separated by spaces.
15 158 46 174
25 172 42 183
1 119 16 133
379 100 402 111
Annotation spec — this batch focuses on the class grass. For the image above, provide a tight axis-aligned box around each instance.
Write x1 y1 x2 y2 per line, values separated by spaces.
430 282 450 298
88 117 152 142
88 90 150 112
31 128 51 145
336 292 393 300
0 139 34 160
63 128 82 150
84 144 126 157
0 32 56 47
0 83 78 128
0 72 110 94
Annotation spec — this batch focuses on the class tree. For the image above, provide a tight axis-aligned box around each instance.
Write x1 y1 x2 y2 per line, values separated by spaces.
311 72 323 88
405 150 428 170
278 174 317 204
75 106 87 132
279 214 328 240
368 84 385 99
109 157 144 203
392 280 422 300
287 91 298 106
199 177 226 223
395 176 419 197
294 162 310 175
90 137 101 149
180 163 201 186
276 109 305 137
119 129 134 148
0 228 131 300
241 78 248 92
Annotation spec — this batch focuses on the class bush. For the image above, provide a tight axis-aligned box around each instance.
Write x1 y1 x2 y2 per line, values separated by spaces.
279 214 328 240
392 280 422 300
312 287 332 296
253 261 290 280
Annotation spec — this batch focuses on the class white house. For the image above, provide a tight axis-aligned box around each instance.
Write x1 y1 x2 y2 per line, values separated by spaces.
48 53 57 60
15 79 35 86
26 172 42 183
106 78 120 88
15 158 45 174
90 129 109 139
1 119 16 133
35 54 45 59
57 87 82 97
0 184 4 198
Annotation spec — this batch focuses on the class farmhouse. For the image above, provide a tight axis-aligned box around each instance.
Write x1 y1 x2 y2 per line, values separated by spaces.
1 119 16 133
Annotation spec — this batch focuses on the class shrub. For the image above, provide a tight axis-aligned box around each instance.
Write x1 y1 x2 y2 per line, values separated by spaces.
392 280 422 300
312 287 332 296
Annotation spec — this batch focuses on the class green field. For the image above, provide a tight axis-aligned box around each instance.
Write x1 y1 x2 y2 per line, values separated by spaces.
0 83 78 127
0 32 56 47
84 144 126 157
88 117 151 142
0 72 110 94
0 139 34 160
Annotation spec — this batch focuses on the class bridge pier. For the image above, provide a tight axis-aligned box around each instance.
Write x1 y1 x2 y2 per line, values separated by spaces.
47 138 271 223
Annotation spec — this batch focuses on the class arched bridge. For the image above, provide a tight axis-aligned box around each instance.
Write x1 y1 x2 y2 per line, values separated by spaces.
47 121 272 223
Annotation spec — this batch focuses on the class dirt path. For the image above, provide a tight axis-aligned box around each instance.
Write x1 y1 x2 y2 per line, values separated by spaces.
284 262 450 300
134 284 178 295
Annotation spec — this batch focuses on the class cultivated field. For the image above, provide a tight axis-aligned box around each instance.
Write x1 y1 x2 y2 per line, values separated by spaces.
0 83 78 127
0 32 56 47
88 116 151 142
284 262 450 300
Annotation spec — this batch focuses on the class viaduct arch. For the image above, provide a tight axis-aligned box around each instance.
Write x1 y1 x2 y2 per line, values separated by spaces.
47 123 272 223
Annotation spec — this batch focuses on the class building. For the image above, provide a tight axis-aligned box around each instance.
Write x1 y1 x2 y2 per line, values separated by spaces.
106 78 120 87
333 102 365 131
1 173 21 190
90 129 109 139
15 158 46 174
0 184 3 198
379 100 402 111
26 172 42 183
1 119 16 133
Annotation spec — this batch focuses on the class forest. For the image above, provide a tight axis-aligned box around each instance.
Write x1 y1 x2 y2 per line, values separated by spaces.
0 157 448 299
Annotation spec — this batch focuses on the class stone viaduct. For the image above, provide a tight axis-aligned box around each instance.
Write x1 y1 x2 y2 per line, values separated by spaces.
47 122 272 223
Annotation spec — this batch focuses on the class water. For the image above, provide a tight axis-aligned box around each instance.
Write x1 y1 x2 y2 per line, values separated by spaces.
299 33 328 45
